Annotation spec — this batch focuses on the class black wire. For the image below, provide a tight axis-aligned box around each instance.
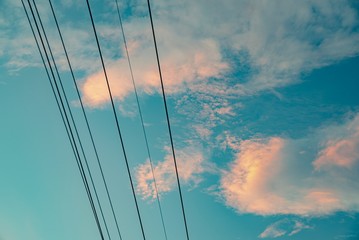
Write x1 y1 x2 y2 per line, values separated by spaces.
85 0 146 239
30 1 113 239
146 1 190 239
22 1 105 239
21 0 76 173
114 1 168 239
47 1 124 239
25 2 105 239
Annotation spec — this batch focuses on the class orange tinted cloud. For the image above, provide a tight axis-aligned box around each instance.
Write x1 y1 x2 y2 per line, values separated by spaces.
81 36 228 107
135 146 210 199
220 122 359 216
314 138 359 170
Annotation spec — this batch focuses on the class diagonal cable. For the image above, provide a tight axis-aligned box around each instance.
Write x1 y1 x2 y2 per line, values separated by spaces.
146 0 190 239
47 0 124 239
30 1 113 239
114 1 168 239
22 1 105 239
85 0 146 239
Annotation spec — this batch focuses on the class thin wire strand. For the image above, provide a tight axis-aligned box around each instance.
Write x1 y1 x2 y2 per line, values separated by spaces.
30 1 113 239
25 2 104 239
85 0 146 239
22 1 105 239
47 1 123 239
114 1 168 239
146 0 190 239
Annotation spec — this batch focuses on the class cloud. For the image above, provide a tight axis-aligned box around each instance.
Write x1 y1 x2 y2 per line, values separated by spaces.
2 0 359 131
260 225 285 238
232 0 359 92
314 118 359 170
0 0 102 72
135 146 212 199
334 234 359 240
79 0 359 107
259 219 312 238
80 35 228 107
220 114 359 216
3 0 359 78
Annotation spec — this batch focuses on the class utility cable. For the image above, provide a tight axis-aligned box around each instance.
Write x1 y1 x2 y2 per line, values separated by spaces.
25 2 105 239
22 1 105 239
114 1 168 239
146 0 190 239
85 0 146 239
30 1 113 239
47 0 123 239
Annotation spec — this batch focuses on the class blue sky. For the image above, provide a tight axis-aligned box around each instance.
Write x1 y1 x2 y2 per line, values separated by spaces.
1 0 359 239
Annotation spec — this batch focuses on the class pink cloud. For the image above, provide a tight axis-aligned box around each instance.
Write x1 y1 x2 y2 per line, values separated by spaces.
220 114 359 216
220 137 296 215
77 0 359 109
193 125 212 140
81 34 228 107
135 146 211 200
314 138 359 170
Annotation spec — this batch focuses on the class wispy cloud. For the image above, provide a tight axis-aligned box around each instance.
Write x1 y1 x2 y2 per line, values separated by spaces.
314 118 359 170
220 114 359 216
80 0 359 106
2 0 359 126
135 145 213 199
5 0 357 104
259 219 312 238
80 36 228 107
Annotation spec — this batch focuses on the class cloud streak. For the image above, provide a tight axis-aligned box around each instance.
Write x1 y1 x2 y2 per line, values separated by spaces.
79 0 359 108
135 146 212 199
259 219 312 238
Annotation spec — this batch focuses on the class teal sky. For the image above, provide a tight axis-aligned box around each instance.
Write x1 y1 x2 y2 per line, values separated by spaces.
1 0 359 240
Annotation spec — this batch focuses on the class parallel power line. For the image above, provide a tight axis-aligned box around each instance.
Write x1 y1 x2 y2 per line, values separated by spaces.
47 0 124 239
22 1 106 239
113 0 168 239
85 0 146 239
30 1 114 239
146 0 190 239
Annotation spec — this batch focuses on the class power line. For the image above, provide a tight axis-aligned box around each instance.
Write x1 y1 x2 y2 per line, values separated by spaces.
113 1 168 239
22 1 105 239
47 0 124 239
25 2 106 239
30 1 114 239
145 0 190 239
85 0 146 239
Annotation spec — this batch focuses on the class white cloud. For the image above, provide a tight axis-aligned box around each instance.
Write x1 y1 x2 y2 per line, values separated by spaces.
260 225 286 238
192 124 212 140
2 0 359 121
79 0 359 107
231 0 359 92
80 32 228 106
4 1 359 71
135 146 212 199
259 219 312 238
220 114 359 216
314 116 359 170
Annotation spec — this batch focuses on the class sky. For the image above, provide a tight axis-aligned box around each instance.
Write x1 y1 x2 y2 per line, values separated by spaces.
1 0 359 239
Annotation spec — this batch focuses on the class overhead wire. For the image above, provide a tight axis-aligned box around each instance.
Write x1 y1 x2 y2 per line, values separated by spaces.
84 0 146 239
20 0 76 174
30 1 114 239
113 1 168 239
145 0 190 239
22 1 105 239
24 0 190 238
47 0 124 239
23 1 106 239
